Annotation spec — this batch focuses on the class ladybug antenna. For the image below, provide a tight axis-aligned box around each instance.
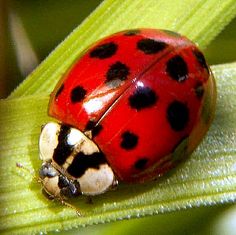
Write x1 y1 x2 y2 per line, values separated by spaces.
17 162 83 216
16 162 42 184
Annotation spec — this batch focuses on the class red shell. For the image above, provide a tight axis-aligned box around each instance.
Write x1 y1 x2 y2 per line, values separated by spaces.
49 29 216 182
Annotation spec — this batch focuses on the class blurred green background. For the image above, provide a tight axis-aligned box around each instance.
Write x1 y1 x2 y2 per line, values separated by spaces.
1 0 236 99
1 1 236 234
1 0 103 98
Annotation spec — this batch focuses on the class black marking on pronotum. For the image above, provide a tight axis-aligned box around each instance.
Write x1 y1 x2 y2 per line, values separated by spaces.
67 152 107 178
129 86 158 110
106 61 130 86
124 29 140 36
53 125 73 166
55 84 64 98
166 55 188 82
193 50 209 74
120 131 138 150
137 38 167 54
194 82 205 99
90 42 118 59
134 158 148 170
70 85 87 103
167 100 189 131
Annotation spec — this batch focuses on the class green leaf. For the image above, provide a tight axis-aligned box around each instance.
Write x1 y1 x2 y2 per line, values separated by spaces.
55 205 236 235
9 0 236 98
0 62 235 234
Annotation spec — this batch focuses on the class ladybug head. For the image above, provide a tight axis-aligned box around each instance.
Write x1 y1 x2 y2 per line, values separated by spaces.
39 162 81 199
39 122 117 198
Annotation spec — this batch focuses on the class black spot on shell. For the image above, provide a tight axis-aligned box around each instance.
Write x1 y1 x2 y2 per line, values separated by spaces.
194 82 205 99
55 84 64 98
67 152 107 178
70 86 87 103
90 42 118 59
166 55 188 82
120 131 138 150
129 86 158 110
167 100 189 131
53 125 73 166
193 50 209 74
137 38 167 54
124 29 140 36
134 158 148 170
106 61 130 86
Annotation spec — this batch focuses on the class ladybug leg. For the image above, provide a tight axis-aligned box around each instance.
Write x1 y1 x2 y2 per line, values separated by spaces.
59 197 83 216
111 178 119 191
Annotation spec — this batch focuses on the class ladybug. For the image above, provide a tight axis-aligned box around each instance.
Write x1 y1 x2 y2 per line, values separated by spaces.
39 29 216 203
